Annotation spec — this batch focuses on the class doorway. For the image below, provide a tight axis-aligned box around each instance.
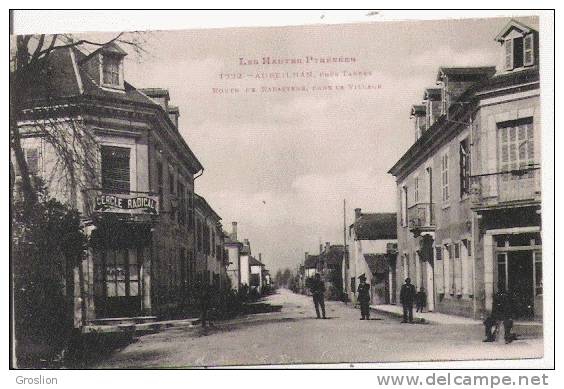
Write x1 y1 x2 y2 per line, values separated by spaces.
497 250 535 318
94 248 142 318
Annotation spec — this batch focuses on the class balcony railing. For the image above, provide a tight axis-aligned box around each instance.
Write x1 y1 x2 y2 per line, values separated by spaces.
470 167 541 207
407 202 435 232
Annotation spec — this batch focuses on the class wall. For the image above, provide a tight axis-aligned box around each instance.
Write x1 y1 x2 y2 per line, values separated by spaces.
396 123 476 317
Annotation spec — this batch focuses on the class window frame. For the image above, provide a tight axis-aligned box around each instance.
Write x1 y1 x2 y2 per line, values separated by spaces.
441 152 450 203
101 145 131 194
101 53 123 88
459 138 471 198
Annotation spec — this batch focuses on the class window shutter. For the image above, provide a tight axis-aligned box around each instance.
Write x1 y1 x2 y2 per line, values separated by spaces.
435 247 444 294
523 33 534 66
505 38 514 70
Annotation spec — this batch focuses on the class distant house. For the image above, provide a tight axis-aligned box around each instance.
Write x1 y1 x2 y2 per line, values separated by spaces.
345 209 397 305
304 253 319 279
249 254 266 294
224 221 243 290
239 238 253 287
318 242 346 299
194 193 227 289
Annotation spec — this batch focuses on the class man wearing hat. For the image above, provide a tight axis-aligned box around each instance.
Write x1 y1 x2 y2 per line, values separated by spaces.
400 277 416 323
357 274 371 320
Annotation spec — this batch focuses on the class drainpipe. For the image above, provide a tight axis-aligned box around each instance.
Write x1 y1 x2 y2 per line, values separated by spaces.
469 113 478 319
192 167 204 295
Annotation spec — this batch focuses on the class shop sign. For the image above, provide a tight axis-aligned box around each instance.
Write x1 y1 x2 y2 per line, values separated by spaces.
94 193 159 215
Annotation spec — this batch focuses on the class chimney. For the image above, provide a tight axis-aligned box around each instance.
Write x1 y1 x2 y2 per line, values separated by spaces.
231 221 238 241
259 253 262 262
305 252 309 261
168 105 180 130
354 208 362 220
319 244 323 254
244 239 250 253
325 241 330 252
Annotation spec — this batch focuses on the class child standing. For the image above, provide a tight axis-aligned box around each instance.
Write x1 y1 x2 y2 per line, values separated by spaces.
415 286 427 313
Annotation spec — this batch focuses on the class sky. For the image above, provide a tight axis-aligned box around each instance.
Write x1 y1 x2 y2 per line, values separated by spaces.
114 15 537 273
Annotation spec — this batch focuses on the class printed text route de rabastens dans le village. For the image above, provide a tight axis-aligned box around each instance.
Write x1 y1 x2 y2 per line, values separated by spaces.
213 55 382 94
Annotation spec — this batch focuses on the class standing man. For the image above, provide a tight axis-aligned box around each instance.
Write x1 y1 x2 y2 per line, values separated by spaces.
484 283 517 343
310 273 327 319
400 277 416 323
357 274 371 320
196 279 211 327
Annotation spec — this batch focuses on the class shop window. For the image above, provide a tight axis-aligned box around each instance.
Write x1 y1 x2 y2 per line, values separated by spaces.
497 253 507 291
101 146 130 193
103 249 139 298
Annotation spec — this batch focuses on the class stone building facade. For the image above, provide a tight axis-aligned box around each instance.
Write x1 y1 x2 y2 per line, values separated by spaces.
14 40 203 326
388 19 541 319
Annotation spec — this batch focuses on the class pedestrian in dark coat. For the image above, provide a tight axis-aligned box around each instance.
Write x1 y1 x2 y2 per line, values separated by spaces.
357 274 371 320
310 273 326 319
196 280 212 327
399 278 416 323
484 283 517 343
415 286 427 313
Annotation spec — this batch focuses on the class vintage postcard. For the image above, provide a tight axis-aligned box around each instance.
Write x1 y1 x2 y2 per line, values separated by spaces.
8 10 554 371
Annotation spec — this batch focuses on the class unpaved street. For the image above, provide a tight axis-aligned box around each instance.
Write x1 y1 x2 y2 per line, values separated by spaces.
90 289 543 368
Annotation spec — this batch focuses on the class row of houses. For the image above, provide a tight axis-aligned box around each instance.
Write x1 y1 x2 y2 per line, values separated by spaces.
12 37 270 328
301 19 543 321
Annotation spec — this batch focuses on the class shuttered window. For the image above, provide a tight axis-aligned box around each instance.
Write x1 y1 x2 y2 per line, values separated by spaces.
454 242 462 296
441 153 449 202
504 38 513 70
435 247 444 294
523 33 534 66
459 138 471 197
498 118 535 181
101 146 130 193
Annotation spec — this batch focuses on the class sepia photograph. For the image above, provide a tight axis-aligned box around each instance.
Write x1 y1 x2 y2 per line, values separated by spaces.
8 9 554 370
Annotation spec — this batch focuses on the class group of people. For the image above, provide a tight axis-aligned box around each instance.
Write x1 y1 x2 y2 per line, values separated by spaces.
311 275 517 344
309 274 427 322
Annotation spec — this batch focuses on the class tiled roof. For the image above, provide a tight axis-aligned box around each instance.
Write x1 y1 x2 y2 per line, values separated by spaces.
364 254 390 274
194 193 221 221
248 256 264 267
354 212 397 240
304 255 319 268
321 245 345 266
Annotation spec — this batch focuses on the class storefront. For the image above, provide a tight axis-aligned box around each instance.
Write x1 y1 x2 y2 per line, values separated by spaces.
87 191 159 319
493 231 542 318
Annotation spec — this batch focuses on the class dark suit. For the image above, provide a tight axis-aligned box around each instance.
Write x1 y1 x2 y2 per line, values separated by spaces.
400 283 416 323
357 282 371 319
310 278 326 318
484 290 516 342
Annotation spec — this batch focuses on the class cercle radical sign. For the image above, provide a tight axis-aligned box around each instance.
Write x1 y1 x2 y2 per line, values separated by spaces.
94 193 159 215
